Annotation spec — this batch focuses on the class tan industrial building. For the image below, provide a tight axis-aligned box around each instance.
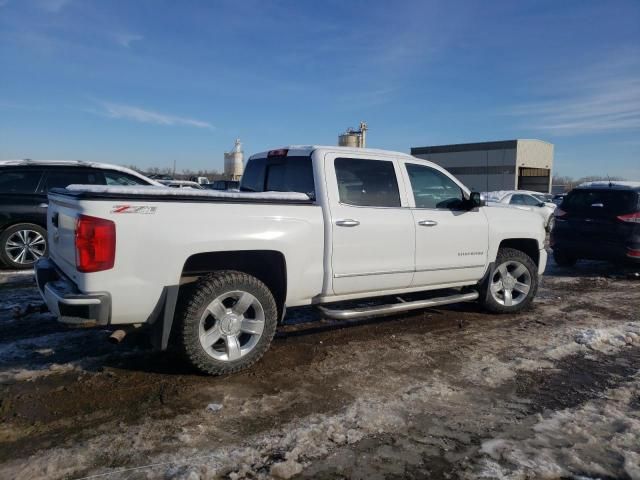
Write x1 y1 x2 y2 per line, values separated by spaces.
411 139 554 193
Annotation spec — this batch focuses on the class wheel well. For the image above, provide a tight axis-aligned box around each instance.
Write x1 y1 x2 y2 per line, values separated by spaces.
182 250 287 320
498 239 540 266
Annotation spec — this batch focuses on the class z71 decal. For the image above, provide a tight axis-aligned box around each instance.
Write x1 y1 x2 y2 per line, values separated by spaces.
111 205 157 214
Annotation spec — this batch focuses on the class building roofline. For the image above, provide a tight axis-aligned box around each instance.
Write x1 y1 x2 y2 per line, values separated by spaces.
411 139 551 155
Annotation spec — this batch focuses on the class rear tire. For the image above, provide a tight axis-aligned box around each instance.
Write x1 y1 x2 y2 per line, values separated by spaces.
480 247 538 314
0 223 47 270
179 270 278 375
553 249 577 267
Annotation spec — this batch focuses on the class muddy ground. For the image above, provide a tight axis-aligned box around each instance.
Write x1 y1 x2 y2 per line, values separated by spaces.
0 259 639 480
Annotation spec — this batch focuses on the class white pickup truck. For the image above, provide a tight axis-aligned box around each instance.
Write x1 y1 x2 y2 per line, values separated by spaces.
36 146 547 375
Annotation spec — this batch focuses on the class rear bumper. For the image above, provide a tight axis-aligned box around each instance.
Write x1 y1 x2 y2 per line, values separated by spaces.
35 258 111 326
551 240 640 264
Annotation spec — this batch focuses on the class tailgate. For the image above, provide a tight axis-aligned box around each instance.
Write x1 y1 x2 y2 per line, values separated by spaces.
47 194 81 277
560 189 638 244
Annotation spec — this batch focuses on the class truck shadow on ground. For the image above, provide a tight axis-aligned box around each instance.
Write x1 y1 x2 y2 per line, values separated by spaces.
105 302 488 377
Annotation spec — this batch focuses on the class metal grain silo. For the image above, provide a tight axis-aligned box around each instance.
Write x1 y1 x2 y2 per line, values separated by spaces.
224 138 244 180
338 122 368 148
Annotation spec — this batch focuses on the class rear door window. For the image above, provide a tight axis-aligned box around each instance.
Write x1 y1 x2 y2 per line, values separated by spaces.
0 168 44 194
335 158 401 207
563 190 638 216
43 169 104 190
240 156 315 198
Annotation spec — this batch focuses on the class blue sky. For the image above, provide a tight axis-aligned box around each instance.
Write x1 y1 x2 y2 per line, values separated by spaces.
1 0 639 178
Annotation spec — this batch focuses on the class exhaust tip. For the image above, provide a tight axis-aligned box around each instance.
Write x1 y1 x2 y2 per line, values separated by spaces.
108 329 127 344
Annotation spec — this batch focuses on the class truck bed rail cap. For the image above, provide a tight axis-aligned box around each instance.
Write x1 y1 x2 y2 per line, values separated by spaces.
63 184 311 201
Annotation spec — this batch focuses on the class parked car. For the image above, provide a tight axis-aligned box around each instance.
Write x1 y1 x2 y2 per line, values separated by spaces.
0 160 158 269
551 181 640 266
190 176 210 185
203 180 240 191
36 145 547 375
158 180 204 189
485 190 556 231
552 193 566 206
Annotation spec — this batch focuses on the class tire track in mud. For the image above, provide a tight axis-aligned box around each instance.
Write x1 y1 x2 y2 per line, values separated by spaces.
299 347 640 480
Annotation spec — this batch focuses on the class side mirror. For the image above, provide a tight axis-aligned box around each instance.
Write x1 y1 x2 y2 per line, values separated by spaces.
470 191 485 208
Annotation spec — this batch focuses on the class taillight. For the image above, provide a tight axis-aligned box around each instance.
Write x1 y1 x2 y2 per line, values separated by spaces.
75 215 116 272
268 148 288 157
627 248 640 258
617 212 640 224
555 208 567 218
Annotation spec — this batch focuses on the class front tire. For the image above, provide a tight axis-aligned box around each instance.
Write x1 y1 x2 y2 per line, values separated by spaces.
480 247 538 314
0 223 47 270
179 271 278 375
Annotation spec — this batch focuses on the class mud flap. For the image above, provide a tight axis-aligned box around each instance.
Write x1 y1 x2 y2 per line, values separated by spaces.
477 261 495 303
149 285 180 351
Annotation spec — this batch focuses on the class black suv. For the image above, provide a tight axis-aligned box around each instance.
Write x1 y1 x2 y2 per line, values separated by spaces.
0 160 155 269
551 182 640 266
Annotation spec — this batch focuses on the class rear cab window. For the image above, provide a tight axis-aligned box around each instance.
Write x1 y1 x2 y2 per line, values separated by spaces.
0 168 44 194
240 155 315 199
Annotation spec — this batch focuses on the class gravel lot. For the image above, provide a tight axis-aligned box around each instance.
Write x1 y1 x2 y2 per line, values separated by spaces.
1 259 639 480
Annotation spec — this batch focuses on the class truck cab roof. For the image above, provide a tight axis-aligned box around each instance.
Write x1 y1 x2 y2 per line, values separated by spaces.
249 145 416 161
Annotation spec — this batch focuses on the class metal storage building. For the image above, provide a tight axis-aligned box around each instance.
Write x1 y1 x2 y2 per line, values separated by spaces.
411 139 553 193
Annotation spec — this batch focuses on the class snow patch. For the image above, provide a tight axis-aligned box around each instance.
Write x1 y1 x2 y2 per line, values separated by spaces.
546 323 640 360
470 377 640 479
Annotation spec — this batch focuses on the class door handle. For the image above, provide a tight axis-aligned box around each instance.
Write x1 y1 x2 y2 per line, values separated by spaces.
336 219 360 227
418 220 438 227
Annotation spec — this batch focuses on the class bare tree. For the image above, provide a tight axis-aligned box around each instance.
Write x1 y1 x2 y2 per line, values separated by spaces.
553 175 625 191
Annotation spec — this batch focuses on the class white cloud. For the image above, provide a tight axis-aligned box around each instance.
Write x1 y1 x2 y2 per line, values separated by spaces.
508 56 640 135
98 102 214 130
113 33 143 48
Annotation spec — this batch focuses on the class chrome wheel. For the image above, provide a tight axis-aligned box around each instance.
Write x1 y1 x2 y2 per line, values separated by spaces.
198 290 265 362
5 229 46 265
490 260 532 307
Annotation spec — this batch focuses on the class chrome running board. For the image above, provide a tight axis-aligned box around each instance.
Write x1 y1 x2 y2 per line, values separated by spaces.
317 291 479 320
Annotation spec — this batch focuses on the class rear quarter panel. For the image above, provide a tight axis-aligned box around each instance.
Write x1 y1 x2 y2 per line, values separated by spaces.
47 194 324 324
